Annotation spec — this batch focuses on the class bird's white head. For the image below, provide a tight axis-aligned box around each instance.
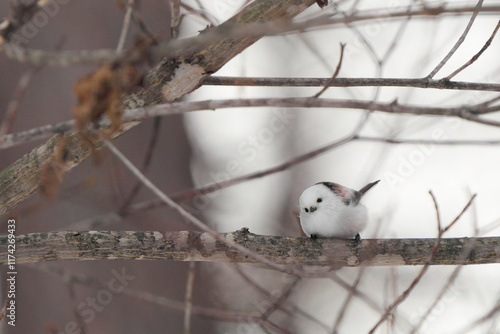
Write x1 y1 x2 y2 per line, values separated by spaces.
299 182 349 217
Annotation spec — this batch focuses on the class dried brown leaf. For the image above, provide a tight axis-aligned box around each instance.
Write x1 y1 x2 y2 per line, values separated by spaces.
39 136 70 197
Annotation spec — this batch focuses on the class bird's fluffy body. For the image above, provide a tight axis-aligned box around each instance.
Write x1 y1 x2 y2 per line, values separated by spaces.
299 181 378 239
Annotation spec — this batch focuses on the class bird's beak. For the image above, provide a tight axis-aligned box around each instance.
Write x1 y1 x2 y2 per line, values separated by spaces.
309 206 317 213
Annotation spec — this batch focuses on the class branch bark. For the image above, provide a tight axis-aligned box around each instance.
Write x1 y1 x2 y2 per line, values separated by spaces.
2 229 499 267
0 0 317 217
203 76 500 92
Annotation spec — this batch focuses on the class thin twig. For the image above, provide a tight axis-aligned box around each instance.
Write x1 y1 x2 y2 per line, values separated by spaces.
3 4 500 67
64 132 498 221
103 139 297 275
0 67 38 146
126 132 495 214
128 137 353 216
202 76 500 91
329 273 384 314
184 261 196 334
4 94 500 151
427 0 484 79
116 97 500 127
368 193 477 333
356 136 500 146
129 4 157 43
118 117 161 215
332 267 366 333
446 20 500 80
410 240 478 333
116 0 135 53
165 133 354 203
443 194 477 233
171 0 182 39
458 298 500 334
179 2 216 25
35 263 249 322
313 43 345 98
258 278 300 325
232 265 331 332
429 191 442 231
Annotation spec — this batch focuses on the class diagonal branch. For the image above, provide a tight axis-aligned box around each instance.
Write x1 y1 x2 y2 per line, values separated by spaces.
446 20 500 80
368 193 477 333
0 0 317 217
427 0 484 79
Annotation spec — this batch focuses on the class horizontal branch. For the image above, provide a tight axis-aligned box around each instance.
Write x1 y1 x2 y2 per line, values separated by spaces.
1 230 498 267
3 5 500 66
2 96 500 151
203 76 500 92
4 2 500 66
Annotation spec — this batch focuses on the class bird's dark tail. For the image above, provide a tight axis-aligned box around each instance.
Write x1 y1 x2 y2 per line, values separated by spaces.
358 180 380 196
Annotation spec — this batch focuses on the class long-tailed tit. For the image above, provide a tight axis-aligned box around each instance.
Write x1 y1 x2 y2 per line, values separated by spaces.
299 180 380 240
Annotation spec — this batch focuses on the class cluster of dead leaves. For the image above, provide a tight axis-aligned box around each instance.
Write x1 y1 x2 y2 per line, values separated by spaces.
72 63 142 135
39 63 142 197
39 135 70 197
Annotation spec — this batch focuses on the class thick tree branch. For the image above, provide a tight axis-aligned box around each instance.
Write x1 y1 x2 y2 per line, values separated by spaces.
1 230 499 267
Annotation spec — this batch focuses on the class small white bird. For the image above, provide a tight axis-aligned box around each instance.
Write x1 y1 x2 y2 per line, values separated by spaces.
299 180 380 240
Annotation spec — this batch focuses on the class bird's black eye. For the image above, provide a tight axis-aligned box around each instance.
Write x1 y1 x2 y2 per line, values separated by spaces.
317 198 322 203
304 208 309 213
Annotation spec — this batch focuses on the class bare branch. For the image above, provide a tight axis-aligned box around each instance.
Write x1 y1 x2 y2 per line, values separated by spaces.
36 263 250 322
6 91 500 151
427 0 484 79
171 0 182 39
162 133 354 205
332 267 367 333
1 230 499 266
202 76 500 92
118 117 161 215
410 236 479 333
232 264 331 332
446 20 500 80
0 0 319 217
112 97 500 127
313 43 345 98
429 191 442 232
0 67 38 144
104 139 297 275
258 277 300 325
356 136 500 146
458 298 500 334
3 5 500 67
368 193 476 333
184 261 196 334
116 0 135 53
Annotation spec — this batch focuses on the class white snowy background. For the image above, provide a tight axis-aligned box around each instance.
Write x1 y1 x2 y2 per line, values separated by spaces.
182 0 500 333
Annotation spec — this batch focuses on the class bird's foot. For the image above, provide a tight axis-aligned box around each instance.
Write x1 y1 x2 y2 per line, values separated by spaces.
353 233 361 246
310 234 318 240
